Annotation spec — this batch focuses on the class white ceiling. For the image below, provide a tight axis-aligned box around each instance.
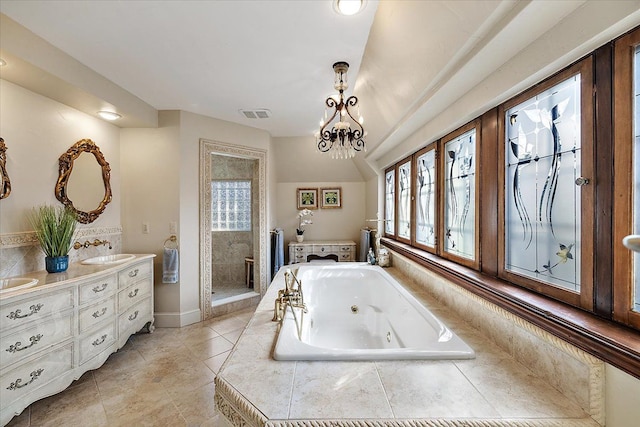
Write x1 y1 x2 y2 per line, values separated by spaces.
0 0 378 137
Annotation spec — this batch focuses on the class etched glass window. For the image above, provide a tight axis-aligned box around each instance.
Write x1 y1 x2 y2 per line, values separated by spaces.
505 75 581 292
633 45 640 311
416 149 436 248
397 160 412 240
444 129 476 259
211 180 251 231
384 169 395 235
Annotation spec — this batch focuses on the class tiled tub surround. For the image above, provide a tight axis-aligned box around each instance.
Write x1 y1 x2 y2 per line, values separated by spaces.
0 254 154 426
0 226 123 278
215 262 604 426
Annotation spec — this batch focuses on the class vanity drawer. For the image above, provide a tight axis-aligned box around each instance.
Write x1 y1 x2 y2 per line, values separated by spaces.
0 343 73 408
79 322 116 364
339 245 354 252
118 278 151 312
0 315 73 366
119 298 151 337
79 298 116 333
118 261 152 289
1 289 74 332
79 275 117 305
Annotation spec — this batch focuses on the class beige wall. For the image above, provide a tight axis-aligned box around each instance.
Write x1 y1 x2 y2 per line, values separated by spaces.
0 79 121 232
0 80 122 276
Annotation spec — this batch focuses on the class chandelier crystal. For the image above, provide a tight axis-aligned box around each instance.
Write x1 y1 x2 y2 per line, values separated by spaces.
316 61 366 159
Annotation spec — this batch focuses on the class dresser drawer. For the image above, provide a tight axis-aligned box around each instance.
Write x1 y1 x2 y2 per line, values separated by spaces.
0 343 73 408
79 298 116 333
118 261 152 289
312 244 336 254
79 322 116 364
1 289 73 332
118 278 151 312
119 298 152 337
79 275 117 305
0 315 73 366
339 245 354 252
339 252 353 261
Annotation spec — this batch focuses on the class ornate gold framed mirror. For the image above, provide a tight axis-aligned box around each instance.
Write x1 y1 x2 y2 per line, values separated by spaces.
55 139 112 223
0 138 10 199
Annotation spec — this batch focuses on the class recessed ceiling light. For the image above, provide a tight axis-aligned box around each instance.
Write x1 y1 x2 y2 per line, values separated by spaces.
0 59 6 67
97 110 121 121
333 0 364 16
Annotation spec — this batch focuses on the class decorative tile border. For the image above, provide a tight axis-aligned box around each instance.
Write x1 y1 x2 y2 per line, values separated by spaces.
266 419 598 427
0 226 122 248
215 376 267 427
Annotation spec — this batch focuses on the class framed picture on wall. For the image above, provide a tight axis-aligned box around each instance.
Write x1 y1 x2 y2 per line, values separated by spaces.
321 187 342 208
297 188 318 209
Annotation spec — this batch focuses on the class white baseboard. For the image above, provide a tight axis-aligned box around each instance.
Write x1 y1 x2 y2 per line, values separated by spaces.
153 309 201 328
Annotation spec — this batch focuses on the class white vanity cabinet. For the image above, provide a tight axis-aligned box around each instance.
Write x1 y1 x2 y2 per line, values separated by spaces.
288 240 356 263
0 255 154 426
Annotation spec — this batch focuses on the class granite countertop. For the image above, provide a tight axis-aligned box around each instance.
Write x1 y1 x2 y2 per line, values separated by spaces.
214 266 600 426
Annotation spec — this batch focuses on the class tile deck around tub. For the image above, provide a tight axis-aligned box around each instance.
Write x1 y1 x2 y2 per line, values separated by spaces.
215 267 601 427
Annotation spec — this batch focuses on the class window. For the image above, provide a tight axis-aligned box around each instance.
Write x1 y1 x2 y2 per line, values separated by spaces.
384 168 395 236
211 180 252 231
414 144 437 251
442 126 477 264
397 158 412 242
614 27 640 328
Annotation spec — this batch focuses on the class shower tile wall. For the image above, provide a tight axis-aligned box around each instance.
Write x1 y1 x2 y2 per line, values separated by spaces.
211 155 258 294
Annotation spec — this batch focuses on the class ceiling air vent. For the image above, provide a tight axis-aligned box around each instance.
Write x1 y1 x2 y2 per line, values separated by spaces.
239 109 271 119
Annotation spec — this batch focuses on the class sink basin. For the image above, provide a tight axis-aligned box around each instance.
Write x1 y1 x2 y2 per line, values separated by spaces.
0 277 39 294
81 254 136 265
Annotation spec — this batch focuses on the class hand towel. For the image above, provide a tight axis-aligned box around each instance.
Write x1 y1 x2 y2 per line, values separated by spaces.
163 247 179 284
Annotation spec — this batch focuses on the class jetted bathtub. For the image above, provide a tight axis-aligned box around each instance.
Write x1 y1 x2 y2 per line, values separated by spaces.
273 263 475 361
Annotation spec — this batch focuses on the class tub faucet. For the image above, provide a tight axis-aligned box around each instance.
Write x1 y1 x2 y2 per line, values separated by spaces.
272 268 306 322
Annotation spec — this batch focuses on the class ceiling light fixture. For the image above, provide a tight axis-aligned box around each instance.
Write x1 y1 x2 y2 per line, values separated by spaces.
0 59 6 67
316 61 366 159
97 111 121 121
333 0 364 16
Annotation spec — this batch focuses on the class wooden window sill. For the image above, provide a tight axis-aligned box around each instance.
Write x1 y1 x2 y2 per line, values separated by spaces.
382 238 640 379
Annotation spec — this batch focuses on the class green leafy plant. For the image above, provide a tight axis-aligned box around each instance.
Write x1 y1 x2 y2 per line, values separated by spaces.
29 205 78 257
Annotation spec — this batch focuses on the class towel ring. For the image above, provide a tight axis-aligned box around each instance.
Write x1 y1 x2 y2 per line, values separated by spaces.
164 235 178 249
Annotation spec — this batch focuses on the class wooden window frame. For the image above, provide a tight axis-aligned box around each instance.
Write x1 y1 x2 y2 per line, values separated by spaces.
613 27 640 329
439 119 481 270
497 58 595 310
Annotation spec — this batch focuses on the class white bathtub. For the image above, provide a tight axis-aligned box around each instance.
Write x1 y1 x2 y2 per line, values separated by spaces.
273 263 475 361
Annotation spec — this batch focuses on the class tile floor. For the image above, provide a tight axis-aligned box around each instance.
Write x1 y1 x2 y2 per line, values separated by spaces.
6 308 255 427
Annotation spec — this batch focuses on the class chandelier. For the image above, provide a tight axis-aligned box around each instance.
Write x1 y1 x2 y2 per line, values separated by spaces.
316 61 366 159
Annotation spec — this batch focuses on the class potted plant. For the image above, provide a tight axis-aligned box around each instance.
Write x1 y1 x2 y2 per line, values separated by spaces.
296 208 313 242
29 204 78 273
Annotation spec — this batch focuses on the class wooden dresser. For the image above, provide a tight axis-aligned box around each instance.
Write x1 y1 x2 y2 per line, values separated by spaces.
288 240 356 264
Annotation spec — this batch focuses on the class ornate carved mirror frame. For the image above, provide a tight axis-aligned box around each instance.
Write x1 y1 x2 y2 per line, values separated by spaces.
0 138 10 199
55 138 112 223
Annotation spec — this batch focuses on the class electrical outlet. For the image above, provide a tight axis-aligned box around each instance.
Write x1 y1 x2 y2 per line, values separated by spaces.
169 221 177 234
142 222 150 234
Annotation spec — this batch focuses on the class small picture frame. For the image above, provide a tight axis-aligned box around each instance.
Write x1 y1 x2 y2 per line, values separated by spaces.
321 187 342 209
297 188 318 209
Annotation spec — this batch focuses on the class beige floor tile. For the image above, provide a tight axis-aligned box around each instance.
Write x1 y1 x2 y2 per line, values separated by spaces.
3 309 253 427
186 335 235 360
204 350 231 374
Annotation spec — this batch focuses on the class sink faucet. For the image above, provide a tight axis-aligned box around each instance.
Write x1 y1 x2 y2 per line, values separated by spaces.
73 239 112 250
272 268 306 322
